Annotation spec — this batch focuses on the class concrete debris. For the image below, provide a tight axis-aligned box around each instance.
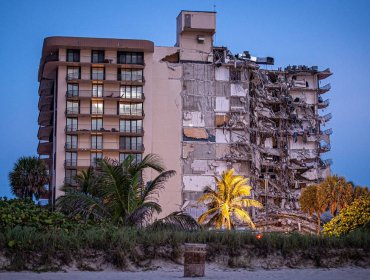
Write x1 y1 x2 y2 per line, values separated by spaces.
178 46 332 233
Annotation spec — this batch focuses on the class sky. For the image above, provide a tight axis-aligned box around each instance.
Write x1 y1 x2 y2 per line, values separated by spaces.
0 0 369 197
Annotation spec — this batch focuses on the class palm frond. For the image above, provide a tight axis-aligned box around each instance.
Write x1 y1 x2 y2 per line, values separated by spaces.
149 211 200 231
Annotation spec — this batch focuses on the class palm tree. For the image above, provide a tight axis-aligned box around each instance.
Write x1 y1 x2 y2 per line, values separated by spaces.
299 184 329 235
321 175 353 216
57 154 197 229
197 169 262 230
9 156 49 200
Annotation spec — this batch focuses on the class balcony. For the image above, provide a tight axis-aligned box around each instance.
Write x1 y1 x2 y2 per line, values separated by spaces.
37 142 53 155
319 113 332 123
64 177 77 186
321 128 333 135
119 144 145 153
38 126 53 141
317 68 332 80
65 124 78 132
66 90 145 102
65 142 78 149
38 95 53 111
91 72 105 81
38 110 53 126
319 143 331 153
65 159 77 167
66 73 81 81
319 83 331 94
318 97 330 108
44 53 59 63
39 79 54 96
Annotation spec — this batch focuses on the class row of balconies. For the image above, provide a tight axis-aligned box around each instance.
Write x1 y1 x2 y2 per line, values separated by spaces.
65 70 144 83
66 90 144 102
65 124 143 134
64 142 144 152
65 107 144 118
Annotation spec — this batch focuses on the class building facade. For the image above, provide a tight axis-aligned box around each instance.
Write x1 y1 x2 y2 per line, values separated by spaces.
37 11 332 231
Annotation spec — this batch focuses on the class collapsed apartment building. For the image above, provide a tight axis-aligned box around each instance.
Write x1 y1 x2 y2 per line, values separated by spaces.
37 10 332 232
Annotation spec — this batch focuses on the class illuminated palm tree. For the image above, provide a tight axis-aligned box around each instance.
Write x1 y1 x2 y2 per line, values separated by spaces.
197 169 262 230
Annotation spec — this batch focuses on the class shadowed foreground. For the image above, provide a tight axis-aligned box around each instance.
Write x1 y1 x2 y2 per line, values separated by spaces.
0 267 369 280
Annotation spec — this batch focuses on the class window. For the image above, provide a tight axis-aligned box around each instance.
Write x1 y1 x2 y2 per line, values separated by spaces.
119 153 142 163
65 169 77 185
120 120 142 133
66 118 78 131
91 101 103 114
120 136 143 151
92 84 103 97
67 84 79 97
118 69 143 82
120 86 143 99
66 101 79 114
65 152 77 167
117 52 144 64
91 50 105 63
118 103 143 116
230 69 241 81
66 49 80 62
67 67 80 80
91 118 103 131
66 135 78 149
91 135 103 149
91 67 105 80
91 152 102 167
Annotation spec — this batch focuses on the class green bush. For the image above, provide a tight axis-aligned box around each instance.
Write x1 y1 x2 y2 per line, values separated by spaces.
323 195 370 236
0 198 78 230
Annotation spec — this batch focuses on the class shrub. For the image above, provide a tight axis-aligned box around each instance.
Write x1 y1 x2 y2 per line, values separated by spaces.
323 195 370 236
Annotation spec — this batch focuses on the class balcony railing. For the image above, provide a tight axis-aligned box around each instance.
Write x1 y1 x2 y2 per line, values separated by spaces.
65 125 78 132
119 144 144 152
319 83 331 94
320 113 332 123
44 53 59 63
66 108 79 114
65 106 144 117
65 159 77 167
91 73 105 80
66 90 145 100
66 74 81 80
321 128 333 135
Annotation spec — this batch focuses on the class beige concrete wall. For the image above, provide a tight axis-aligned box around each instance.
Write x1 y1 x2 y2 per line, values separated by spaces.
143 46 183 218
55 65 67 196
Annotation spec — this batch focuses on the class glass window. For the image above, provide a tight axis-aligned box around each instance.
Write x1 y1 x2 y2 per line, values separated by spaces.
66 135 78 149
67 84 79 97
66 49 80 62
120 86 143 99
131 70 143 82
65 169 77 185
91 50 105 63
92 84 103 97
120 137 143 150
91 101 103 114
65 152 77 166
91 67 105 80
66 118 78 131
119 103 131 115
91 135 103 149
67 67 80 80
91 152 102 167
91 118 103 131
117 52 144 64
66 101 79 114
131 103 143 116
119 153 142 163
120 120 142 133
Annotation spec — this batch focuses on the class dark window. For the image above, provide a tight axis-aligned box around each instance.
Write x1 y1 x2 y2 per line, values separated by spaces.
230 69 241 81
91 50 105 63
67 84 79 97
91 135 103 149
119 153 142 163
65 169 77 185
120 120 143 133
118 69 143 82
120 136 143 150
91 152 102 167
117 52 144 65
66 135 78 149
66 118 78 131
66 49 80 62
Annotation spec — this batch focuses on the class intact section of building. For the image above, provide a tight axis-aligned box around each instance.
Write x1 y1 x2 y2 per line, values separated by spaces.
37 10 332 231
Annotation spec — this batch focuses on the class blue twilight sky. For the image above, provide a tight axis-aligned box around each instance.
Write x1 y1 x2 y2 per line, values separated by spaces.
0 0 369 197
